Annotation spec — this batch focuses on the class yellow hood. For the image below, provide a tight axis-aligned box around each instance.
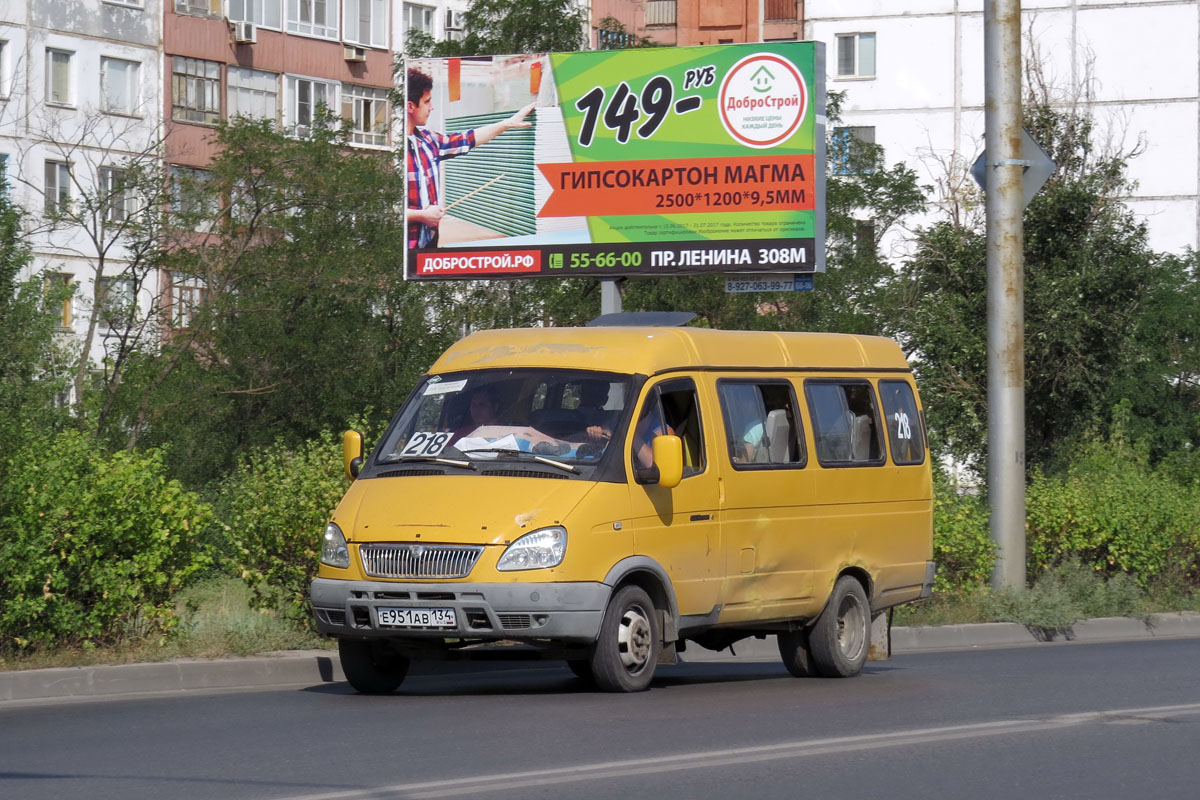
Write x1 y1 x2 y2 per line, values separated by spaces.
333 474 598 546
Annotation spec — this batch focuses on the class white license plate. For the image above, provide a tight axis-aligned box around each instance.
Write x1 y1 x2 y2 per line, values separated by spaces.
376 607 457 629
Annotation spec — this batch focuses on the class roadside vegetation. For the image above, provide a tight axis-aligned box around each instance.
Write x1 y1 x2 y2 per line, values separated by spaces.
1 11 1196 669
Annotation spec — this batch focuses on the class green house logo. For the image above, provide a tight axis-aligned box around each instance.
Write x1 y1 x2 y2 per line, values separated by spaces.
751 65 775 93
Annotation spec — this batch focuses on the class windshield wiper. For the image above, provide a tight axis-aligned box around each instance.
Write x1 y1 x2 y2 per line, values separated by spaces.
376 454 477 470
457 447 580 474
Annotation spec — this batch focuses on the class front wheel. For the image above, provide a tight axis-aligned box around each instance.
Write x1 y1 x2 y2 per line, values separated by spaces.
808 575 870 678
338 639 410 694
589 585 660 692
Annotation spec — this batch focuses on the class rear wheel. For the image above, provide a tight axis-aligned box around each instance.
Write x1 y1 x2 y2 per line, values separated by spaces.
338 639 410 694
808 575 870 678
589 585 660 692
777 629 817 677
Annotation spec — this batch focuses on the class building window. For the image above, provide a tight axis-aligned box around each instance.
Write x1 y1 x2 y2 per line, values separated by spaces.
104 0 145 8
228 0 282 29
174 0 221 16
47 273 74 328
401 3 435 36
169 165 215 222
172 57 221 125
0 40 11 99
343 0 387 47
836 32 875 78
285 75 337 136
644 0 676 26
855 219 876 258
228 67 280 122
342 84 388 147
287 0 340 40
46 49 74 106
97 277 135 330
831 125 875 175
764 0 796 21
167 273 206 329
99 166 137 223
101 57 140 115
44 160 71 215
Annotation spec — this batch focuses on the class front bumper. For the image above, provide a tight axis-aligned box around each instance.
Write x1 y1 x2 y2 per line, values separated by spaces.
310 578 611 644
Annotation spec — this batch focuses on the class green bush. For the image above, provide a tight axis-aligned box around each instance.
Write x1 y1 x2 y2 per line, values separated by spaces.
981 558 1143 631
1026 427 1200 585
0 431 213 653
221 432 348 625
932 472 995 592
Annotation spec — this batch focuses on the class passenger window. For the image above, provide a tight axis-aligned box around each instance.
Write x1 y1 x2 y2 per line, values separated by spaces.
879 380 925 465
717 380 805 468
632 379 704 479
804 380 884 466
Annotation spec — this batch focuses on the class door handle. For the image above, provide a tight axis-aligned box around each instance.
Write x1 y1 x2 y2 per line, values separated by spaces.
690 513 712 522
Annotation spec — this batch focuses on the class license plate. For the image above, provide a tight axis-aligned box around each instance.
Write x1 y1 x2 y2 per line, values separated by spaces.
376 607 457 629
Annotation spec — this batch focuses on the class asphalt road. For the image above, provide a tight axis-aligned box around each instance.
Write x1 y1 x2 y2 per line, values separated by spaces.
2 638 1198 800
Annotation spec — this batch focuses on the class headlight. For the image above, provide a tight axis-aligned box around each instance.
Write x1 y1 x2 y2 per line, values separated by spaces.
321 522 350 568
497 527 567 571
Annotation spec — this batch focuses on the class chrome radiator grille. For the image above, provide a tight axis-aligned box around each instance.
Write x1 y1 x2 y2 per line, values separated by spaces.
359 543 484 579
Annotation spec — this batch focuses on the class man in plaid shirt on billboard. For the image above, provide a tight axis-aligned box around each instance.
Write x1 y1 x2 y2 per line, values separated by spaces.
406 68 535 249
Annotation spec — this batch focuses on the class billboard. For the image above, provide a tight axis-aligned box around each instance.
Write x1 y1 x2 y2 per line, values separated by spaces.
405 42 825 281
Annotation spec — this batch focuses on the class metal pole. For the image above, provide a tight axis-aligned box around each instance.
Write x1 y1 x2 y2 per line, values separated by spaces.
600 278 622 316
985 0 1026 589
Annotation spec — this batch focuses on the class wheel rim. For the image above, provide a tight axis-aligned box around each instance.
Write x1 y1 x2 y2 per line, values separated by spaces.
617 603 653 672
835 593 867 662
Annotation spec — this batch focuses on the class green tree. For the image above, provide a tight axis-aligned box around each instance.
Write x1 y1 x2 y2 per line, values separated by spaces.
404 0 586 57
892 95 1198 472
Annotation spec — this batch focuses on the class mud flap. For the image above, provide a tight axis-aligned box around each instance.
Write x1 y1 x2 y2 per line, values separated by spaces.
868 608 892 661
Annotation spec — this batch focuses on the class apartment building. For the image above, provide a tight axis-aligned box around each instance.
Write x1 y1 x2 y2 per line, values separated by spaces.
806 0 1200 255
604 0 802 47
1 0 165 369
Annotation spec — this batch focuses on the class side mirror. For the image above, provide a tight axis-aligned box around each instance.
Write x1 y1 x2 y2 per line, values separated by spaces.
342 429 364 480
648 434 684 489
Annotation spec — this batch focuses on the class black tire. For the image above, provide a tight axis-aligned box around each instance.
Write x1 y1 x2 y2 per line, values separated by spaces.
589 585 660 692
777 629 818 677
338 638 410 694
808 575 870 678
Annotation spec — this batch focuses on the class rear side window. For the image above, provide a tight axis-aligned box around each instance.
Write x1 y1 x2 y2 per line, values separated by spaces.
717 380 805 468
803 380 884 466
879 380 925 465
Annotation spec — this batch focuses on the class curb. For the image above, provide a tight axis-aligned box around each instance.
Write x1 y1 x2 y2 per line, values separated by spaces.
3 612 1198 704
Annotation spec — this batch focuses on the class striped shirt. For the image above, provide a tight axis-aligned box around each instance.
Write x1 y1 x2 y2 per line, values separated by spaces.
407 127 476 249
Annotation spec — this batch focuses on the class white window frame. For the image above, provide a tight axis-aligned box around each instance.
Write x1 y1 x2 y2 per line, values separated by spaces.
99 166 138 223
172 57 222 125
103 0 145 8
101 57 141 116
343 0 387 48
167 272 206 329
97 276 135 330
44 160 72 216
285 74 338 136
836 32 876 79
401 2 435 36
286 0 340 40
46 49 74 106
228 66 280 122
0 39 11 100
175 0 222 16
227 0 283 30
342 83 389 148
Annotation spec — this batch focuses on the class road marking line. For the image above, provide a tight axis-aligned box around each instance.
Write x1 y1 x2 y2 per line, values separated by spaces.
280 701 1200 800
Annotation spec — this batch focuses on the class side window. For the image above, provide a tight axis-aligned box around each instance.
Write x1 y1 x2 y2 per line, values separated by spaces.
879 380 925 465
632 379 703 478
804 380 884 466
717 380 805 468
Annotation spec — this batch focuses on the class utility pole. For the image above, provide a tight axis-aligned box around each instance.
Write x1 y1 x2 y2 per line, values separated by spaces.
984 0 1027 589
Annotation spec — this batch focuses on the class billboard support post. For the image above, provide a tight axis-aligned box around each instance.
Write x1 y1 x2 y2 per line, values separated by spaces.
985 0 1027 590
600 278 622 315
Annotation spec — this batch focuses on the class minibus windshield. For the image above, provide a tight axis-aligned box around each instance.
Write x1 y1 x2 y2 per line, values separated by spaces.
377 369 633 468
